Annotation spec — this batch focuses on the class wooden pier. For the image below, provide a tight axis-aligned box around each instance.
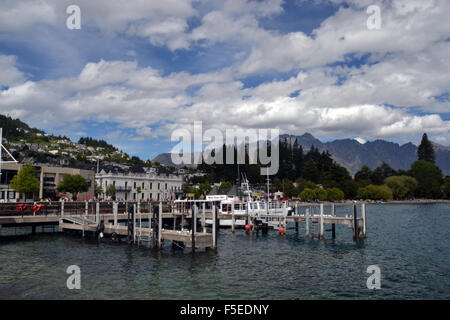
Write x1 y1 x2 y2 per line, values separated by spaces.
0 200 367 252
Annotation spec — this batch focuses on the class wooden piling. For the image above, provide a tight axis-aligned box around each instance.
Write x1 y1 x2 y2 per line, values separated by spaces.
362 202 367 238
331 203 336 238
192 205 196 253
113 202 118 227
305 208 310 236
148 208 153 248
353 204 358 242
158 202 162 249
212 205 217 250
231 203 235 233
133 204 137 244
96 202 100 224
85 201 88 216
202 203 206 233
181 211 185 231
319 203 324 239
61 201 64 216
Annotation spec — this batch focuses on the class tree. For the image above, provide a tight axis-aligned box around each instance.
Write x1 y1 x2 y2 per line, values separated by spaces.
199 182 212 196
357 184 393 200
10 163 40 200
327 188 345 201
299 188 315 200
443 177 450 199
219 181 232 189
57 174 89 200
303 159 320 183
105 184 117 200
295 178 316 194
417 133 435 163
94 183 103 198
355 166 372 182
410 160 443 199
313 188 328 201
384 176 418 200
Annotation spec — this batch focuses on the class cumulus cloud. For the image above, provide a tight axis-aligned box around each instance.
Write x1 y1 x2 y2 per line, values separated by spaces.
0 55 27 87
0 0 449 147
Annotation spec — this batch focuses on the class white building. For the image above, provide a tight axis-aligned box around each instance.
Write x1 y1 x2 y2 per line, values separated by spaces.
96 170 184 201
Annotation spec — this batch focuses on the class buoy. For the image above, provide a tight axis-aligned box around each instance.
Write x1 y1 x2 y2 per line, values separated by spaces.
245 224 250 231
279 227 285 234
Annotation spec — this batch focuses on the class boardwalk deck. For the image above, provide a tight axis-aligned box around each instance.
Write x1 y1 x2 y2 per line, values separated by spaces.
1 201 367 250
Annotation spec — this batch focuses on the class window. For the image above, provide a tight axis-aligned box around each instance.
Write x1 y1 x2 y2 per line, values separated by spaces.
133 193 136 200
125 193 128 200
142 182 144 189
134 182 136 189
142 193 144 200
150 193 152 200
158 183 160 190
150 183 153 189
165 183 167 190
113 181 116 186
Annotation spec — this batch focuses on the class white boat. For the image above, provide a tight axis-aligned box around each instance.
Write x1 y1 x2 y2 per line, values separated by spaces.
204 196 291 228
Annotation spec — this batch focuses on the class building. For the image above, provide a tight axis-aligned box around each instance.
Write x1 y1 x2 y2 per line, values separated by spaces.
96 170 184 201
0 162 95 202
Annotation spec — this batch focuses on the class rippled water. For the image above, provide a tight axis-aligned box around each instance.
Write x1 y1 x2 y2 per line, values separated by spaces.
0 203 449 299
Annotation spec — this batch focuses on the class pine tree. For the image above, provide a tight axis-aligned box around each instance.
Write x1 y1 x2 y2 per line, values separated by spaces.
417 133 435 163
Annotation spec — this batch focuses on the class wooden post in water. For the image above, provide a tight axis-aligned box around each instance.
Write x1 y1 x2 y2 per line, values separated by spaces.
331 203 336 239
133 204 137 244
96 202 100 225
158 202 162 249
138 204 142 246
85 201 88 216
202 202 206 233
192 205 196 253
148 208 152 248
212 205 217 250
362 202 367 238
181 211 185 231
113 202 118 227
353 203 358 242
319 203 324 239
231 203 235 233
305 208 310 236
61 200 64 216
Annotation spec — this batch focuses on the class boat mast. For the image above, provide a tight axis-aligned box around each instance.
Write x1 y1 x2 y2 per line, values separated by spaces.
266 166 270 214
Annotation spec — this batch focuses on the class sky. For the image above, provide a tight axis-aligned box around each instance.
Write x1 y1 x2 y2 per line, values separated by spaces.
0 0 449 160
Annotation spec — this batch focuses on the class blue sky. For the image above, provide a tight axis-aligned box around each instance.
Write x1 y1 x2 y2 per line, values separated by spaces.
0 0 449 160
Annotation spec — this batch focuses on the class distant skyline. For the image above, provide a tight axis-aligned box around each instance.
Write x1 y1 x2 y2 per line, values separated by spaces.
0 0 449 160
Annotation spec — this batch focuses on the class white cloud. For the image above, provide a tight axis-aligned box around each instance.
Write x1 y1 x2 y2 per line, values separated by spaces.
0 0 449 146
0 55 27 87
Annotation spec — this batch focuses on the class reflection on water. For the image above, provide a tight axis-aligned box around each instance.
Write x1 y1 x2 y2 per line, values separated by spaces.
0 204 449 299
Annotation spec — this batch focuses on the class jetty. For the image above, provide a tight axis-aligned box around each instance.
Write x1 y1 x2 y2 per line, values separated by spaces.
0 200 367 252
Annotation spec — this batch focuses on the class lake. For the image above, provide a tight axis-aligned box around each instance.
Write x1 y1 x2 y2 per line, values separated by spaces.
0 203 449 299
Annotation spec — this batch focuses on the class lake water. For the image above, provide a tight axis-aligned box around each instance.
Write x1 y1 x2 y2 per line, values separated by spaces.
0 203 449 299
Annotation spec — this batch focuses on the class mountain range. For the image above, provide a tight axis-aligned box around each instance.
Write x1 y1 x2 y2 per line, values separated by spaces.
153 133 450 176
